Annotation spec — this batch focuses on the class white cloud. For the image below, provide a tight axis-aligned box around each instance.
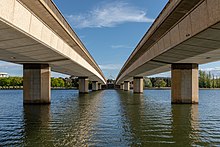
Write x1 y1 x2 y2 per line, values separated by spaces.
200 67 220 72
66 1 154 28
99 64 122 70
149 72 171 78
200 67 220 77
0 61 22 76
111 45 133 49
51 72 69 78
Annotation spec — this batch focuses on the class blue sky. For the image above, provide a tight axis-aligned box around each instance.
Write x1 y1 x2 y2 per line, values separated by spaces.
54 0 167 79
1 0 220 78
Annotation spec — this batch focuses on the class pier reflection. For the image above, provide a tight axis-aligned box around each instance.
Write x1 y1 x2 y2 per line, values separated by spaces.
171 104 201 145
117 90 201 146
20 90 202 146
23 104 53 146
51 91 103 146
117 90 173 146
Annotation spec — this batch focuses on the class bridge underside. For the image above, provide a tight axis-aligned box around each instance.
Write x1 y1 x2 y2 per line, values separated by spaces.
0 20 103 82
116 0 220 104
118 22 220 82
0 0 106 104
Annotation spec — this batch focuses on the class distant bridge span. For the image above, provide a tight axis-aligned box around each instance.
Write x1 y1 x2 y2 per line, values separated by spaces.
116 0 220 104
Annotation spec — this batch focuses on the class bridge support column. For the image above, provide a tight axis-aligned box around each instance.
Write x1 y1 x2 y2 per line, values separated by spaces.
92 81 98 91
133 77 143 93
98 83 102 90
79 77 89 93
124 81 130 91
120 83 124 90
171 63 198 104
23 64 51 104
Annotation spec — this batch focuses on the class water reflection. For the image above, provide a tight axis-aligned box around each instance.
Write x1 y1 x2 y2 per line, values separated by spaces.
117 90 174 146
171 104 201 146
1 89 220 146
51 91 104 146
23 104 53 146
117 90 203 146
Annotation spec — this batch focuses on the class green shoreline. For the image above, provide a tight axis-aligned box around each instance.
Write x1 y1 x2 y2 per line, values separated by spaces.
0 87 219 90
0 87 78 90
144 87 220 90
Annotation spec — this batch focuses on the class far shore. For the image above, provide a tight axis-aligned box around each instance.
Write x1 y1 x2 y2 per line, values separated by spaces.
144 87 220 90
0 87 78 90
0 87 220 90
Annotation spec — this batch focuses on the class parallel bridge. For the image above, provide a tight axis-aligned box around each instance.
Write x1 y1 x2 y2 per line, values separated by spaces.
0 0 106 103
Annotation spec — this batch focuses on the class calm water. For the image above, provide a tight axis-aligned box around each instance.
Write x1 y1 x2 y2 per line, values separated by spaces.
0 89 220 146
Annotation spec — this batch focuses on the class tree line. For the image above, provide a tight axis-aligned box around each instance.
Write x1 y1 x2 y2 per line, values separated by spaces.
0 77 80 88
0 70 220 89
143 77 170 88
144 70 220 88
199 70 220 88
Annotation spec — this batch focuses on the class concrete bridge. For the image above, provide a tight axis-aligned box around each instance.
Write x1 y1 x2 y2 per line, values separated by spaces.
0 0 106 104
116 0 220 104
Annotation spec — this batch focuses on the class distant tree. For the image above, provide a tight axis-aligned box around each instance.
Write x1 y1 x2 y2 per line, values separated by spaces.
69 76 78 88
0 78 10 87
212 74 216 88
165 78 171 87
199 70 206 88
154 79 167 88
57 78 65 87
65 78 72 87
51 78 58 87
206 72 212 88
10 77 22 87
151 78 157 87
144 78 152 87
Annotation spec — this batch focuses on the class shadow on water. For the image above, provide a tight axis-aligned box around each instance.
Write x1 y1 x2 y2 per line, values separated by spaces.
21 90 105 146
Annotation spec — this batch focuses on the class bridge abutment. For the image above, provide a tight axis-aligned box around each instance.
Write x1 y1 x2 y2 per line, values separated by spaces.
133 77 143 93
23 64 51 104
92 81 98 91
79 77 89 93
171 63 198 104
124 81 130 91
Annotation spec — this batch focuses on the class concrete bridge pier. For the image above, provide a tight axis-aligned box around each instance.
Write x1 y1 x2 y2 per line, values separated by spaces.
79 77 89 93
92 81 98 91
98 83 102 90
23 64 51 104
124 81 130 91
120 83 124 90
171 63 198 104
133 77 143 93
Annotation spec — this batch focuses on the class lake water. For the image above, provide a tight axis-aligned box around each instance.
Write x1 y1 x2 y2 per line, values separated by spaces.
0 89 220 146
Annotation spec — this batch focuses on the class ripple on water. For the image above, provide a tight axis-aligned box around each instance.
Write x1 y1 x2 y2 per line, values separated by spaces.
0 90 220 146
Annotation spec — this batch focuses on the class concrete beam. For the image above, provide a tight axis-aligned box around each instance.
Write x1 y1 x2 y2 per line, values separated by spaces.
92 81 98 91
171 63 198 104
0 0 106 85
124 81 130 91
133 77 143 93
23 64 51 104
78 77 89 94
